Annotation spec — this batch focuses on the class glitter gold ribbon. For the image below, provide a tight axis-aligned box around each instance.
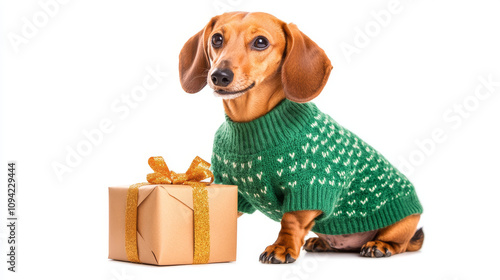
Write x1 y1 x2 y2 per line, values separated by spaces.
125 182 149 263
125 156 214 264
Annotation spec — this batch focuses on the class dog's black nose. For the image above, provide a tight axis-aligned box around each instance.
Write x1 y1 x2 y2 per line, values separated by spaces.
211 69 234 87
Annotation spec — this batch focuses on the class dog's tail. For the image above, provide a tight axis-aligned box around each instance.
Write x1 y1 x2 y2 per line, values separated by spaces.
406 228 424 252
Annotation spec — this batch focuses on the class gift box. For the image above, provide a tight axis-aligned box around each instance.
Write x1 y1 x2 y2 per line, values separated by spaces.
108 157 237 265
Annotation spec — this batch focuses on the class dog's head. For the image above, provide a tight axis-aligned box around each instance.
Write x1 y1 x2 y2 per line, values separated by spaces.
179 11 332 104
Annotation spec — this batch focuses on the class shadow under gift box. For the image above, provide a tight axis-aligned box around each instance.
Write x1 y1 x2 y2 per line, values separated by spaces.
108 184 237 265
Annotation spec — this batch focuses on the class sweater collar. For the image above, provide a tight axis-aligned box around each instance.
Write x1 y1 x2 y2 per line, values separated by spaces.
214 99 319 154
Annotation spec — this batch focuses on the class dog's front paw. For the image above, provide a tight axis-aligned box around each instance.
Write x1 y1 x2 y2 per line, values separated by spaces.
259 244 298 264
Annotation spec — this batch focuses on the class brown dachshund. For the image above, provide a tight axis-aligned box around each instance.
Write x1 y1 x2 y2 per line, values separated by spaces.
178 12 423 264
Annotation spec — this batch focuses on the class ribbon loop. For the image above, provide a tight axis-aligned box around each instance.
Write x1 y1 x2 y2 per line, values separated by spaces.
185 156 214 184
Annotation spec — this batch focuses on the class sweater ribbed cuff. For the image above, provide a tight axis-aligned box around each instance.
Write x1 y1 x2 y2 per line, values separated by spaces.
282 187 340 221
238 192 256 214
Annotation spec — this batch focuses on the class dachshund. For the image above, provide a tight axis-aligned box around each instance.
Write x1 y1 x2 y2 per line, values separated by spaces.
178 11 423 264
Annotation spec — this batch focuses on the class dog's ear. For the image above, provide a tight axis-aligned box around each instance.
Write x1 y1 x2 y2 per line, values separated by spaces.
179 16 218 93
281 23 333 103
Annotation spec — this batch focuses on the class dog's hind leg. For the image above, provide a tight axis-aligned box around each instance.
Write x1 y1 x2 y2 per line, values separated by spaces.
303 237 338 252
305 230 378 252
360 214 423 258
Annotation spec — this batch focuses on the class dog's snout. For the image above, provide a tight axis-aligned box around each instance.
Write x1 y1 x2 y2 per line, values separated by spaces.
211 69 234 87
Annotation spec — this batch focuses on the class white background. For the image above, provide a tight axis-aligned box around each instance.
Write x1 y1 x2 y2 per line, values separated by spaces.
1 0 499 279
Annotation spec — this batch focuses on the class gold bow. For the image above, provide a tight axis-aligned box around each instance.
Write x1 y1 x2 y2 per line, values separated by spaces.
125 156 213 264
146 156 214 185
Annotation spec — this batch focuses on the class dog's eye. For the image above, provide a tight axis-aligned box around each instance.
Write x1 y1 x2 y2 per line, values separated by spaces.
252 36 269 50
212 33 224 48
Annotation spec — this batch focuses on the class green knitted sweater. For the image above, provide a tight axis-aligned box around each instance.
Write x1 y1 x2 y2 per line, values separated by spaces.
211 100 423 235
